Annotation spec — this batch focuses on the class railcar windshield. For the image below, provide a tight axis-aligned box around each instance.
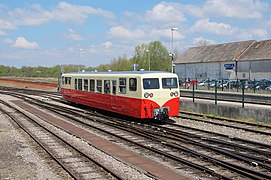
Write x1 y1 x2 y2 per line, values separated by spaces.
162 77 178 89
143 78 159 89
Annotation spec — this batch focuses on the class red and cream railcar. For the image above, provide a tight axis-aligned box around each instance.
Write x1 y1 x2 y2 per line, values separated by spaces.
60 71 180 121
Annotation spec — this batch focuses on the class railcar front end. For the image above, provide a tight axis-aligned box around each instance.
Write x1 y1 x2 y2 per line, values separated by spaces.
140 75 179 121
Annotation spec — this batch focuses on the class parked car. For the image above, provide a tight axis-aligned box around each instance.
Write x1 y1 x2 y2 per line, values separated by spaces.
265 85 271 91
255 80 271 90
198 79 208 87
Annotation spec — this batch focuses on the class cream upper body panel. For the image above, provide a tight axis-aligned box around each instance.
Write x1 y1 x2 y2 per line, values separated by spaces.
61 71 179 101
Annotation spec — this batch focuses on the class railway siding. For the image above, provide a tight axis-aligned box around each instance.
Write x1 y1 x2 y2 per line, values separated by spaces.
13 99 187 180
180 96 271 123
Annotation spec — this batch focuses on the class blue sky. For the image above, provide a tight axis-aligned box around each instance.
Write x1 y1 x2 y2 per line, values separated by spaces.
1 0 271 68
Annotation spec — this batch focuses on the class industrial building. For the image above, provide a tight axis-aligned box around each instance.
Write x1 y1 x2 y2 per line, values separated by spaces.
174 39 271 81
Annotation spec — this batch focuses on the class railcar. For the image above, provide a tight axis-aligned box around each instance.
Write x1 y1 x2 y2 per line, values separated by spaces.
60 71 180 121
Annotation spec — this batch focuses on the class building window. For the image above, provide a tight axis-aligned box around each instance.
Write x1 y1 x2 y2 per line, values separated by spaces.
90 79 95 92
129 78 137 91
96 80 102 93
84 79 88 91
119 78 126 94
104 80 110 94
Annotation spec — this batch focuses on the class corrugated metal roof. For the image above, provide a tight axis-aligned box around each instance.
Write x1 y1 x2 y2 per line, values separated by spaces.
239 39 271 61
175 40 256 64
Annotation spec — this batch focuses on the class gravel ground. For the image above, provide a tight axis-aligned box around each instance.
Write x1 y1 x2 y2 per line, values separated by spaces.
0 113 64 180
1 88 270 180
0 94 154 180
171 117 271 144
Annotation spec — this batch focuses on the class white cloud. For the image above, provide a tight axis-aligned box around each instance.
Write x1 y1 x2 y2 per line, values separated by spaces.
3 38 13 44
150 28 184 41
184 4 203 17
9 2 115 26
65 29 84 41
146 3 185 23
193 37 215 46
102 41 113 49
191 18 236 36
0 30 6 36
12 37 39 49
107 26 145 39
203 0 268 19
52 2 115 23
0 18 16 30
250 28 268 38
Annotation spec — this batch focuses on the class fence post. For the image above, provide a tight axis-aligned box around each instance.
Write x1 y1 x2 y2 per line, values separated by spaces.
196 78 198 90
236 78 239 92
242 81 245 108
215 80 217 105
208 78 210 90
193 81 195 102
253 79 256 93
222 78 224 91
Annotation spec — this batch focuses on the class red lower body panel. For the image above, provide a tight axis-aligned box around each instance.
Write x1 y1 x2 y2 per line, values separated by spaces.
61 88 179 119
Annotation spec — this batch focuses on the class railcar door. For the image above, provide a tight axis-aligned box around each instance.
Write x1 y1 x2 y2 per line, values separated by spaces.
111 80 118 110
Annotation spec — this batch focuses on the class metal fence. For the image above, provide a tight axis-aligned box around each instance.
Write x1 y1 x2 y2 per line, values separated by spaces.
179 78 271 93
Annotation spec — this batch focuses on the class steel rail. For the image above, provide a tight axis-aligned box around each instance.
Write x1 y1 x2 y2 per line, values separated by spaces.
2 89 270 179
26 98 269 179
0 100 79 179
180 110 271 130
0 99 123 180
177 114 271 136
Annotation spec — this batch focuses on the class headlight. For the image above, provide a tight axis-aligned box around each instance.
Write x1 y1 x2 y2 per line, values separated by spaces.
144 92 153 98
174 91 179 97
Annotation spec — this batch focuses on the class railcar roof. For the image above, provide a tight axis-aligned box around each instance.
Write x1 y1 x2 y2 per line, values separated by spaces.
62 71 174 75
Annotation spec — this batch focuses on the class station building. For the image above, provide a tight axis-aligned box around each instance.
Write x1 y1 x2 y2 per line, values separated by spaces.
174 39 271 81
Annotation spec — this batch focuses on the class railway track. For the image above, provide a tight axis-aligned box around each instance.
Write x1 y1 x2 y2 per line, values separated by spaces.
0 90 179 179
178 111 271 136
0 99 122 180
1 87 271 179
45 102 271 179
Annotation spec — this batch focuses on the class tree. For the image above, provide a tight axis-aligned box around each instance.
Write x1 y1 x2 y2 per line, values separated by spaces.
131 41 171 72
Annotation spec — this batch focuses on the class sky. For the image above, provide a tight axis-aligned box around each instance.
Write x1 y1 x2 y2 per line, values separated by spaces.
0 0 271 68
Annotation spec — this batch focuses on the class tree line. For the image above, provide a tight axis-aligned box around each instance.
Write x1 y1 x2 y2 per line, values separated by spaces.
0 41 179 78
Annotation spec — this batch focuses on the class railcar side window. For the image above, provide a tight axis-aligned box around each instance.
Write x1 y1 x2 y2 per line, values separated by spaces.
78 79 82 90
112 80 116 95
119 78 126 94
162 78 178 89
96 80 102 93
143 78 159 89
62 77 65 85
90 79 95 92
129 78 137 91
65 77 71 85
104 80 110 94
74 79 77 90
84 79 88 91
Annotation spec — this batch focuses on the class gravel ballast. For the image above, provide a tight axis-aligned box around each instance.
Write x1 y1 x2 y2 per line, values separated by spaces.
0 113 64 179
